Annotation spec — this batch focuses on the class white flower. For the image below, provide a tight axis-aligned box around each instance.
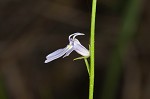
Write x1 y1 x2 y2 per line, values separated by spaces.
44 32 90 63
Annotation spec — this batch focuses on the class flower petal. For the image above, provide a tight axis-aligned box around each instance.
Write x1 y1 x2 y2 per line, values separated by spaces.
69 32 84 42
46 49 63 59
63 47 74 58
72 32 84 40
45 46 69 63
73 39 90 57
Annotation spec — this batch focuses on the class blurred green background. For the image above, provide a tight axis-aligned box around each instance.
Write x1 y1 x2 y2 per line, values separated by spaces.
0 0 150 99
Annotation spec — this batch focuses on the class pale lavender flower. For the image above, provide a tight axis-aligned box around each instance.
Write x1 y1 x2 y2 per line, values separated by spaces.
44 32 90 63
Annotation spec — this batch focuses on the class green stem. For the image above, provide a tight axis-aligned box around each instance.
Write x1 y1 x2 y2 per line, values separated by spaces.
84 58 90 76
89 0 97 99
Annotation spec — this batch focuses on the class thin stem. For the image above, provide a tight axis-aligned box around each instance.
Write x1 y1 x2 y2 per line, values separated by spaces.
84 58 90 76
89 0 97 99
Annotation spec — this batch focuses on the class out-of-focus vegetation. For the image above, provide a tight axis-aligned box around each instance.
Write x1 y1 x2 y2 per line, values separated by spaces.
101 0 142 99
0 0 149 99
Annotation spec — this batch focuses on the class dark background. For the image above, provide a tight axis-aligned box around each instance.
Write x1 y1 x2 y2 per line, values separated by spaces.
0 0 150 99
